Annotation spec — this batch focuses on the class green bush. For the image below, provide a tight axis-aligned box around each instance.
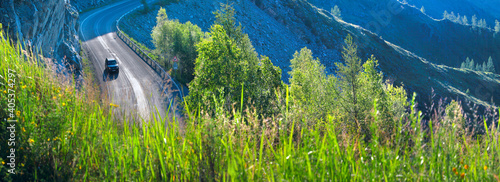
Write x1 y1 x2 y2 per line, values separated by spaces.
151 8 208 83
289 35 408 142
185 4 282 117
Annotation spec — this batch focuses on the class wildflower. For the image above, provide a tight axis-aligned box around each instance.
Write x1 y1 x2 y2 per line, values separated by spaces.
47 138 50 142
484 165 488 170
1 161 4 165
58 94 62 97
21 163 24 167
16 111 20 116
20 147 23 150
29 139 34 144
22 127 25 132
79 166 81 170
464 165 469 170
460 172 465 178
454 171 459 175
21 85 26 89
3 90 6 94
452 167 457 172
62 103 66 106
53 96 57 100
31 92 34 95
110 103 119 108
53 138 57 141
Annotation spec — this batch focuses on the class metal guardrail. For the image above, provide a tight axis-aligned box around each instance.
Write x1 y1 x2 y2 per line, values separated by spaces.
116 4 184 103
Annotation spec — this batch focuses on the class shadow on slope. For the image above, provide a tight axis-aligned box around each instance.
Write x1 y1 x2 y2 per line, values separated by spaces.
256 0 500 109
306 0 500 72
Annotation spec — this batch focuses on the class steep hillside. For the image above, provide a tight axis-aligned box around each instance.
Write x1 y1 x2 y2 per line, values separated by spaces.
405 0 498 23
120 0 339 78
121 0 500 108
71 0 124 12
307 0 500 72
466 0 500 20
263 0 500 108
0 0 81 70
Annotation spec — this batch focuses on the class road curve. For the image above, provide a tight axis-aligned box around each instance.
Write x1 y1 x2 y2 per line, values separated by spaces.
79 0 169 122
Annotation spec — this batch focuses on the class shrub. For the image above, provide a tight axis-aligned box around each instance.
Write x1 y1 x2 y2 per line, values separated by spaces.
185 4 282 117
151 8 208 83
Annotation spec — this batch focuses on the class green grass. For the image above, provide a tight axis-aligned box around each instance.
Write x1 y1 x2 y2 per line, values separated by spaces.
1 28 500 181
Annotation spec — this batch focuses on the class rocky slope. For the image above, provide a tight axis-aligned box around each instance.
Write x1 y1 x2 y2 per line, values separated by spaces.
121 0 339 78
121 0 500 109
0 0 82 70
308 0 500 73
405 0 500 23
262 0 500 107
71 0 122 12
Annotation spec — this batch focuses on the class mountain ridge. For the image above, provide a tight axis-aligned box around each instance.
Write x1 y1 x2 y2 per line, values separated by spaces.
120 0 500 109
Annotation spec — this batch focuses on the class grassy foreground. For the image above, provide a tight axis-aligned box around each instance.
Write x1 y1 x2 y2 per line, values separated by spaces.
0 30 500 181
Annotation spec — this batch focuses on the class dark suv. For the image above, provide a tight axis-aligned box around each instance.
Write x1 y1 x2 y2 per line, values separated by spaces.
105 58 119 73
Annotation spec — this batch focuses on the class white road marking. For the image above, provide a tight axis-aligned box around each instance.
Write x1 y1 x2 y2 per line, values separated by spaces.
80 0 150 120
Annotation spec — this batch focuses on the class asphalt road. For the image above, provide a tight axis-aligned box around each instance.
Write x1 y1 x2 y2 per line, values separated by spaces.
79 0 178 122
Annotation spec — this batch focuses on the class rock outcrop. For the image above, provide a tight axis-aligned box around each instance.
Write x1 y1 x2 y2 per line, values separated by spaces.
0 0 82 70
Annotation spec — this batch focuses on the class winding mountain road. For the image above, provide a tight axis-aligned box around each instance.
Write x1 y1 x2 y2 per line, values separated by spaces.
79 0 182 122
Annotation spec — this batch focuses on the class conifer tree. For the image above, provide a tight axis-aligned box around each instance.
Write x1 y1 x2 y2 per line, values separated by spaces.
462 16 468 25
486 56 496 73
336 34 364 127
472 15 477 27
461 57 471 69
450 12 456 21
495 20 500 33
469 59 475 70
331 5 342 19
479 19 487 28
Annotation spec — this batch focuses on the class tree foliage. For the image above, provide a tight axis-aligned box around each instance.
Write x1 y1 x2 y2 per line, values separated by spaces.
151 8 208 83
495 20 500 34
333 35 408 140
472 14 477 27
289 48 333 121
289 35 408 141
186 4 282 116
331 5 341 19
460 56 495 73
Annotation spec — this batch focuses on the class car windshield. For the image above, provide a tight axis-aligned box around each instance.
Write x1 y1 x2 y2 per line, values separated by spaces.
107 60 117 65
